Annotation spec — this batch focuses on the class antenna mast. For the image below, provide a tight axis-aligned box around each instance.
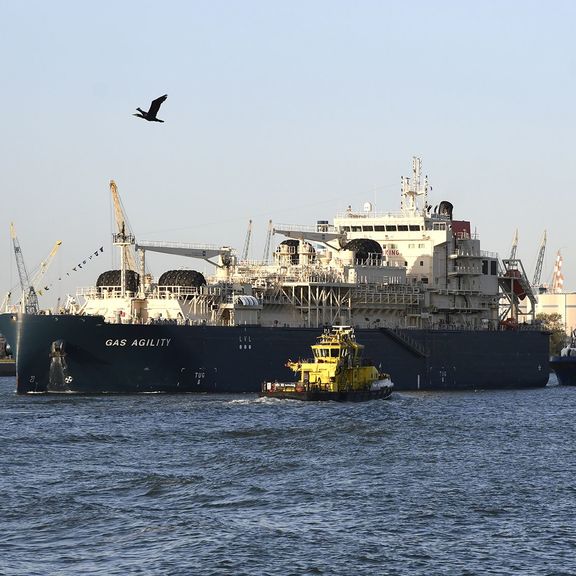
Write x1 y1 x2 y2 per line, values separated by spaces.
400 156 428 215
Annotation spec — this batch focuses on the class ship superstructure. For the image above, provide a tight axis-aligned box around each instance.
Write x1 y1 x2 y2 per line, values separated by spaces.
75 158 502 333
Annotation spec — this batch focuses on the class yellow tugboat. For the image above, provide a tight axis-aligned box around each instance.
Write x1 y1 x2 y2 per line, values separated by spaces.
260 326 393 401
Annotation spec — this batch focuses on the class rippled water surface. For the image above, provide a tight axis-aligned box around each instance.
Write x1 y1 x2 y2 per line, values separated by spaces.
1 376 575 575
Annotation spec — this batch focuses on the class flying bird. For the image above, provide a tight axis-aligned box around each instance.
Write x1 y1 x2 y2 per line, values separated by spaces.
133 94 168 122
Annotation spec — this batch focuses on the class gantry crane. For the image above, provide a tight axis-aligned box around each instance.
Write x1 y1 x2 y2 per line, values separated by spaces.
10 222 39 314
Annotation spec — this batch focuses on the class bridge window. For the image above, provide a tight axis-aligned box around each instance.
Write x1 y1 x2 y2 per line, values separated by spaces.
386 225 397 231
375 225 385 231
409 225 421 231
397 225 409 231
362 225 374 232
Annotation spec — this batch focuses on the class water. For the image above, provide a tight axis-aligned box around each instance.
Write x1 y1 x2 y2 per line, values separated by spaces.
1 376 575 576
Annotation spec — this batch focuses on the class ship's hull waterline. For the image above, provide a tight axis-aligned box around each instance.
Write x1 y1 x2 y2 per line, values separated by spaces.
0 314 549 394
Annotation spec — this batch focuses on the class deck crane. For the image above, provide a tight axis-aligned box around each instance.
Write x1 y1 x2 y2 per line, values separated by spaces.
10 222 39 314
262 219 273 263
241 220 252 261
110 180 138 272
532 230 546 290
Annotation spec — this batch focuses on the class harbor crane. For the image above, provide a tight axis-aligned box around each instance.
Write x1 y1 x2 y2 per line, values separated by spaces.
532 230 546 290
10 222 39 314
32 240 63 295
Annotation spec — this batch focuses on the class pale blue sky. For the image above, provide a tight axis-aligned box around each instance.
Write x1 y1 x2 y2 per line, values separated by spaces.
1 0 575 305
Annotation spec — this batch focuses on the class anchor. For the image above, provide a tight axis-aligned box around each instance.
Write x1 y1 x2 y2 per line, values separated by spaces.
48 340 73 392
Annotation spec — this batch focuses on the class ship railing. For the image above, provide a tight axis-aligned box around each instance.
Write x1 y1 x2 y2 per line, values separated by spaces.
274 223 340 233
448 266 482 275
433 288 485 295
77 286 133 298
155 286 203 298
138 240 224 251
450 249 481 258
335 210 421 219
450 249 497 259
399 322 543 332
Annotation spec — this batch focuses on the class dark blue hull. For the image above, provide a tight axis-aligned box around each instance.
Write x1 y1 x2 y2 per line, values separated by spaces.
0 313 550 394
550 356 576 386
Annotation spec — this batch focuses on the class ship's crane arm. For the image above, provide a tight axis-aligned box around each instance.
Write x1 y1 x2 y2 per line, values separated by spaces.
10 222 39 314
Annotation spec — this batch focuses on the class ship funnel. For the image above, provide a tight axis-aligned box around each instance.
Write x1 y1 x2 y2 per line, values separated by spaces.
438 201 453 219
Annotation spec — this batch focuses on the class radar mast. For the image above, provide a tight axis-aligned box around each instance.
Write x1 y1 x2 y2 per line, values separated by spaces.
400 156 429 215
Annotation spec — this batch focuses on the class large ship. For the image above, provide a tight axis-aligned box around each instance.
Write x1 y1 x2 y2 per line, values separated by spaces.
0 158 550 394
549 330 576 386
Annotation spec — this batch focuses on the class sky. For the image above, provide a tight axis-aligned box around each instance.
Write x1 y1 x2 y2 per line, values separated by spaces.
1 0 575 308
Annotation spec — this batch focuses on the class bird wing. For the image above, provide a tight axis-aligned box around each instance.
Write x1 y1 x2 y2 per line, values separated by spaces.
148 94 168 117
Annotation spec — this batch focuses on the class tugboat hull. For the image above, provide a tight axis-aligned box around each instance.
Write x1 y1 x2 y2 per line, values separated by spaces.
260 386 393 402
